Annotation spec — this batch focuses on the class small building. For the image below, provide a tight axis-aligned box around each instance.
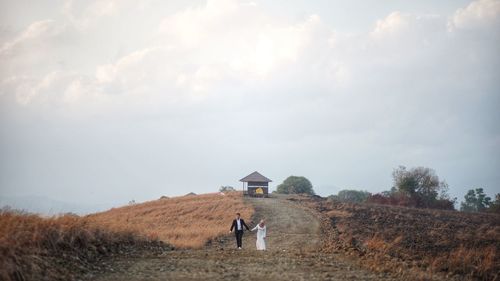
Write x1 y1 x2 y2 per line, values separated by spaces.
240 171 272 197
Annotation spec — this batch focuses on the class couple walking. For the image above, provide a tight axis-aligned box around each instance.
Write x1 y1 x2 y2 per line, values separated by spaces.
229 213 266 250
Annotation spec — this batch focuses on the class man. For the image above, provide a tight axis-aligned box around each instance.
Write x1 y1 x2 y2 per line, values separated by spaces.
229 212 250 249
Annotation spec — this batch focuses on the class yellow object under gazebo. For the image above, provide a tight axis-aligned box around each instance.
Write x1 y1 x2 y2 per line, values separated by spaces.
240 171 272 197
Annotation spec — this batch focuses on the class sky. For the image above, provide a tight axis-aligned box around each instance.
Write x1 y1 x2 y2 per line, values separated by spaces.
1 0 499 211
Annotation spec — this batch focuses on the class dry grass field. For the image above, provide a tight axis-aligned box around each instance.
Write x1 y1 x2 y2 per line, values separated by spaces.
0 209 167 281
0 191 253 281
86 192 254 248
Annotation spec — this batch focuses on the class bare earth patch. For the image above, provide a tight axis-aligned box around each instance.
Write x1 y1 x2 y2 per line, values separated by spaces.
294 195 500 280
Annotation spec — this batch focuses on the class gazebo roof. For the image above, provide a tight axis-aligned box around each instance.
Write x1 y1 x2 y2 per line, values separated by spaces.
240 171 272 183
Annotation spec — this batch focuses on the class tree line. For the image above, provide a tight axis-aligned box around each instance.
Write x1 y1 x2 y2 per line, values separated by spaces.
273 166 499 213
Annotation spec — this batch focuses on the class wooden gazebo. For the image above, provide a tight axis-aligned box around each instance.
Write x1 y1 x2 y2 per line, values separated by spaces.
240 171 272 197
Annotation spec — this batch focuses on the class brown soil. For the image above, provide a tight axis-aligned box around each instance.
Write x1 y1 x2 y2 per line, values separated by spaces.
84 195 398 281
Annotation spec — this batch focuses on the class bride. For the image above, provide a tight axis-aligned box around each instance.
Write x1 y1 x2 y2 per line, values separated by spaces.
251 219 267 250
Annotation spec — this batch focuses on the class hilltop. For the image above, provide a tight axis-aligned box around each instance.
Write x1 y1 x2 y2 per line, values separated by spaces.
85 192 254 248
88 195 396 281
1 192 498 281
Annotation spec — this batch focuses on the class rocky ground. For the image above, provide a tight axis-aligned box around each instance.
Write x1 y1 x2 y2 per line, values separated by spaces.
84 196 400 281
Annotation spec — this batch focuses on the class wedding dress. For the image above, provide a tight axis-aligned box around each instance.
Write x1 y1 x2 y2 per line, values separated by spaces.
251 224 266 250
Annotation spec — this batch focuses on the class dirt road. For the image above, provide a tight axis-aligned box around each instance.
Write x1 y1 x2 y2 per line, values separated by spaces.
86 196 395 281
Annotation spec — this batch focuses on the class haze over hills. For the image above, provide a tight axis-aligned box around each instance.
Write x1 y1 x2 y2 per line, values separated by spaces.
0 195 117 215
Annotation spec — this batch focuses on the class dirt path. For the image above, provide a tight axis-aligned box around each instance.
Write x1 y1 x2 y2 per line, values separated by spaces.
86 196 394 281
239 195 322 252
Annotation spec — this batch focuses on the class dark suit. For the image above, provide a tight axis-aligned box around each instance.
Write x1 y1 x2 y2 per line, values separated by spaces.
230 218 250 248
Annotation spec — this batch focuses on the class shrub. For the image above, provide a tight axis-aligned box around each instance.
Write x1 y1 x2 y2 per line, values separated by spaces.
275 176 315 195
329 189 371 203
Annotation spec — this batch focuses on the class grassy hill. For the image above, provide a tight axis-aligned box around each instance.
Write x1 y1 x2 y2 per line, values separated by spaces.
86 192 254 248
0 192 253 281
5 191 496 280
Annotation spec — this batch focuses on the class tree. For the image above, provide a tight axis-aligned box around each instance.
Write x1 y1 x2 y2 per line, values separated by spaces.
487 194 500 214
219 186 235 192
331 189 371 203
275 176 315 195
381 186 397 197
392 166 451 207
460 188 492 212
367 166 455 210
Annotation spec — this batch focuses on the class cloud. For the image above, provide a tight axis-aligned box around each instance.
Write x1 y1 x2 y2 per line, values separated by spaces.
1 0 499 202
371 11 412 37
369 11 445 52
0 71 96 105
1 0 498 110
157 0 326 77
1 0 498 111
95 47 163 85
77 1 334 104
0 20 64 56
449 0 500 30
62 0 119 30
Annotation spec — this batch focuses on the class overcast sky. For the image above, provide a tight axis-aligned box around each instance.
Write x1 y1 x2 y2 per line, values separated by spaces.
1 0 499 208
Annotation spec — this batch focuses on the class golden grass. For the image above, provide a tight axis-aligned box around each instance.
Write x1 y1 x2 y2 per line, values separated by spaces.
86 191 254 248
0 209 154 281
432 245 497 279
0 191 253 280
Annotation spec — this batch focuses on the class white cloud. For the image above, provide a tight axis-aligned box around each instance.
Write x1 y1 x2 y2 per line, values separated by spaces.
371 11 412 38
2 0 498 108
370 11 445 47
1 0 499 203
0 20 64 56
62 77 104 104
8 71 78 105
3 0 497 107
62 0 119 30
158 0 243 47
157 0 325 78
95 47 162 85
61 1 333 104
449 0 500 30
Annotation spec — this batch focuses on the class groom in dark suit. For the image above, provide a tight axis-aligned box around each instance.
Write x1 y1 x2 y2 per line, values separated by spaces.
230 212 250 249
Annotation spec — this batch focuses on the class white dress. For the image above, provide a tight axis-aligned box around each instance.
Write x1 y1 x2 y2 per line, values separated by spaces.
251 224 266 250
